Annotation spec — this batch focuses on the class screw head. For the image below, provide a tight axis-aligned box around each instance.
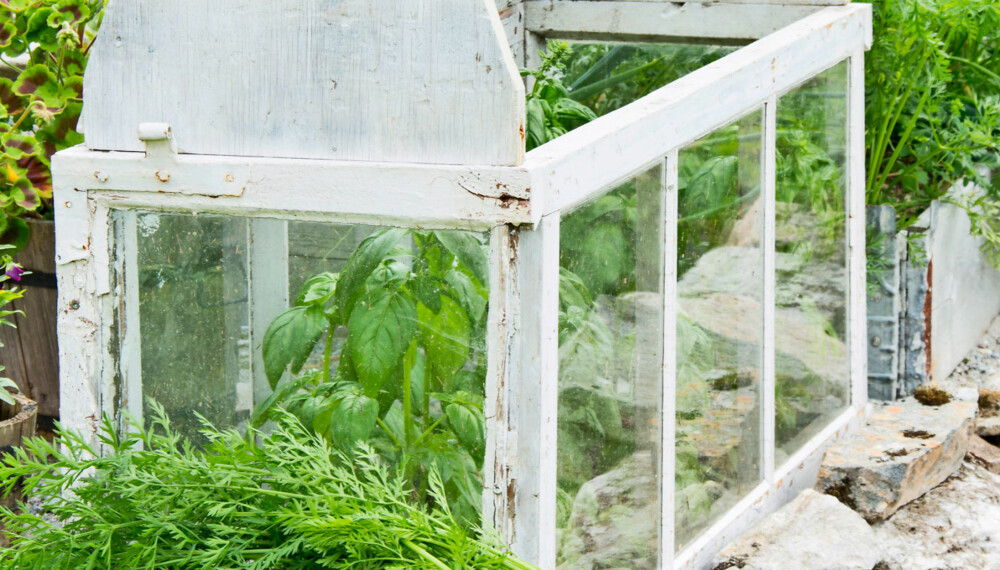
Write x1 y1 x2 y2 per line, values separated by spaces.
69 300 80 310
155 169 171 182
871 336 882 347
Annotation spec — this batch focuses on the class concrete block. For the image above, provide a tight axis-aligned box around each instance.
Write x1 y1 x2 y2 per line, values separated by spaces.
816 399 976 522
711 489 881 570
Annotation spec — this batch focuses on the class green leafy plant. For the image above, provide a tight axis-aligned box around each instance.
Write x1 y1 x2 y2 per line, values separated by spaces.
0 0 104 250
0 403 539 570
255 228 489 526
863 0 1000 260
0 243 24 405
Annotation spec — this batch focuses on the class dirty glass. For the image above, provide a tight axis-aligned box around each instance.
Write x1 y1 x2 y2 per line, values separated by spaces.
120 211 491 524
556 165 664 569
127 212 252 443
774 61 850 462
675 109 764 550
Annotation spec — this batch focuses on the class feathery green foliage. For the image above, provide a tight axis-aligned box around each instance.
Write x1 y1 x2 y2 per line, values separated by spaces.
0 403 539 570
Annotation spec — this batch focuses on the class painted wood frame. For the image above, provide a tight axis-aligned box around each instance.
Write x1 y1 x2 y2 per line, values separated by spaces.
53 3 871 568
524 1 826 44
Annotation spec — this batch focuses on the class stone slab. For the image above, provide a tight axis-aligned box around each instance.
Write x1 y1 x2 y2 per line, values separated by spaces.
816 398 976 522
873 462 1000 569
977 415 1000 438
711 489 881 570
966 434 1000 475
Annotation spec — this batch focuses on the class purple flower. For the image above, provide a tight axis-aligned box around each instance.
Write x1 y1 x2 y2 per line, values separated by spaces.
5 265 24 282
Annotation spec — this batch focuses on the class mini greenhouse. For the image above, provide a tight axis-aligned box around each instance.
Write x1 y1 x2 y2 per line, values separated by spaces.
52 0 873 568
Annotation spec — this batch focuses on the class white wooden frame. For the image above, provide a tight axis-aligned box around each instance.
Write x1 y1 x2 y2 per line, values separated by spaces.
53 4 871 569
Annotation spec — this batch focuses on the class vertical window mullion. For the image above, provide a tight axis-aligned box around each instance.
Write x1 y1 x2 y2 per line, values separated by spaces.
119 210 144 427
848 52 869 408
763 96 777 482
661 150 679 567
247 219 290 410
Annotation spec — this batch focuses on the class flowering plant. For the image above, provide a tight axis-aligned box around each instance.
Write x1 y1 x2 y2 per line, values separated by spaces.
1 0 105 250
0 243 24 405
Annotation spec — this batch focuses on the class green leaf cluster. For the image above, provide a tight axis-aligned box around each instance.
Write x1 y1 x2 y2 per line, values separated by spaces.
0 404 540 570
0 0 104 249
863 0 1000 261
257 228 489 527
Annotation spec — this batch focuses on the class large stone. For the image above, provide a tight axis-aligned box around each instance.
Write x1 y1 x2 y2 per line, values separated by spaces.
873 462 1000 569
816 398 977 522
966 434 1000 475
711 489 881 570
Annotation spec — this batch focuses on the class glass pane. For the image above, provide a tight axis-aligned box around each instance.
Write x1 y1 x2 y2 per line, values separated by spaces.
562 43 737 118
130 212 251 443
774 62 850 461
556 165 664 569
121 212 491 526
675 110 764 550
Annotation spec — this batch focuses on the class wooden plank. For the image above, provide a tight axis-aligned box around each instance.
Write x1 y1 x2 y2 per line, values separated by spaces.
525 4 872 217
848 50 868 407
83 0 524 166
507 215 560 566
525 1 823 43
0 300 29 411
484 225 517 545
0 220 60 417
53 146 533 230
499 3 527 68
526 0 845 5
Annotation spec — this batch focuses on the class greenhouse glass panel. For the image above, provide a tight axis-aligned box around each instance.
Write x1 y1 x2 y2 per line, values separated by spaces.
556 164 664 569
675 110 764 551
124 211 251 443
559 43 737 118
53 3 872 569
116 211 491 523
774 61 850 461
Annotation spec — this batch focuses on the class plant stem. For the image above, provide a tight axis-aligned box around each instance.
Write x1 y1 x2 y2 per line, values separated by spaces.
400 539 450 570
322 325 334 384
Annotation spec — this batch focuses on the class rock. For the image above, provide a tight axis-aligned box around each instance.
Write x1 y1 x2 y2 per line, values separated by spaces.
966 435 1000 475
977 415 1000 437
711 489 881 570
557 452 659 570
873 462 1000 569
816 398 977 522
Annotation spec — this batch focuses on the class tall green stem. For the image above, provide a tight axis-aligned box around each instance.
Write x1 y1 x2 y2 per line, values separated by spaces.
322 324 334 384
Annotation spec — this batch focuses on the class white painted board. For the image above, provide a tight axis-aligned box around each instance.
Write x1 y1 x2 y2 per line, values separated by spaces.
83 0 525 166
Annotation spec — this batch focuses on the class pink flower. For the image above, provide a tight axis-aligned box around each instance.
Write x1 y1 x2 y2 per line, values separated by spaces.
5 265 24 282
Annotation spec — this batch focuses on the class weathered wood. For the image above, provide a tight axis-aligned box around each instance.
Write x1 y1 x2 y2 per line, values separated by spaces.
0 220 60 418
525 1 823 43
0 392 38 511
52 146 533 231
83 0 525 166
525 4 873 217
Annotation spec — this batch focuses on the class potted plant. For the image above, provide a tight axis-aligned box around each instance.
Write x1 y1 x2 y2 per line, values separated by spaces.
0 247 36 511
0 0 105 419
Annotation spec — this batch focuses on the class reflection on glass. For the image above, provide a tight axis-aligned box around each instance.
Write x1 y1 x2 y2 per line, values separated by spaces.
562 43 738 118
556 166 663 569
124 213 492 526
774 62 849 462
675 110 764 550
131 212 251 442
